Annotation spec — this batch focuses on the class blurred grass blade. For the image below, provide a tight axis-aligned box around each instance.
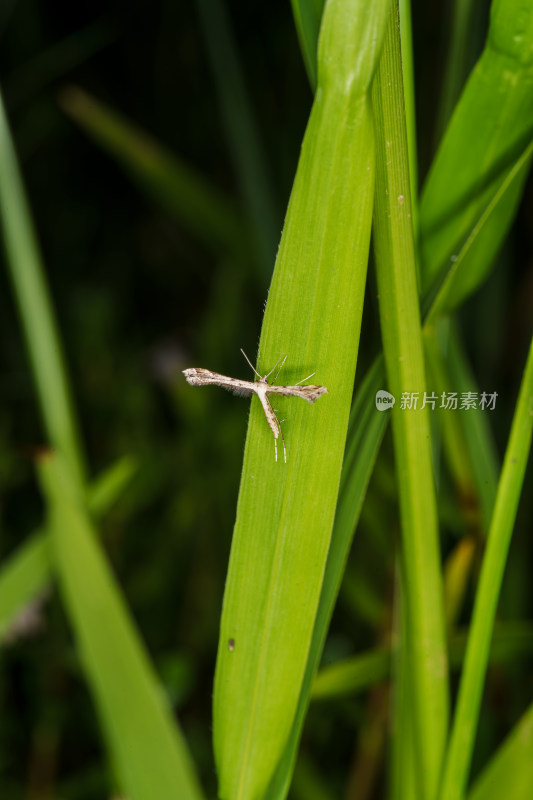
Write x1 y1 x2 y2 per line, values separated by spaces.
0 456 137 639
0 534 49 642
290 0 326 89
303 623 533 702
444 324 499 530
443 537 477 630
333 357 389 549
59 86 246 258
439 335 533 800
0 87 85 486
433 0 480 139
311 648 390 700
390 569 417 800
38 451 205 800
467 702 533 800
195 0 280 275
372 7 449 797
5 21 114 108
86 454 138 518
423 321 499 534
212 1 391 797
423 139 533 321
419 0 533 309
449 623 533 670
264 357 389 798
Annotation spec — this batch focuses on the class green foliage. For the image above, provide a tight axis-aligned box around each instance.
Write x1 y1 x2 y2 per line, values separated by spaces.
38 452 204 800
373 13 449 797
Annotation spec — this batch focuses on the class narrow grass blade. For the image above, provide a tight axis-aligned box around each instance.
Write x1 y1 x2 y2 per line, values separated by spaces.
419 0 533 309
86 454 138 518
443 537 477 630
311 648 390 699
372 7 449 797
59 86 246 258
438 335 533 800
298 622 533 702
390 569 417 800
212 2 391 798
423 321 499 534
423 140 533 322
195 0 280 276
0 87 85 486
467 702 533 800
5 21 113 108
290 0 326 89
0 534 49 642
264 357 389 799
37 452 205 800
0 456 137 639
398 0 419 239
444 324 499 530
433 0 480 139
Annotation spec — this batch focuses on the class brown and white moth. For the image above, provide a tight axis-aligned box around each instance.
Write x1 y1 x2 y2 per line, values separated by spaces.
183 350 328 462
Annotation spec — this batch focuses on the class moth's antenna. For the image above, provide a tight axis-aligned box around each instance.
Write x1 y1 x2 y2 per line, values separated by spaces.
266 354 287 384
240 348 262 379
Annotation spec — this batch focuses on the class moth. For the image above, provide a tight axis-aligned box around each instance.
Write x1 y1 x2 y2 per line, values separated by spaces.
183 350 328 462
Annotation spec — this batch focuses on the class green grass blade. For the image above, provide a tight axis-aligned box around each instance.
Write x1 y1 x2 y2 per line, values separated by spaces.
433 0 480 140
5 21 113 107
372 8 449 797
419 0 533 308
423 321 499 534
264 357 389 798
85 454 138 518
398 0 419 237
438 335 533 800
311 648 390 699
300 622 533 702
0 456 137 639
289 0 326 89
0 533 49 641
37 452 205 800
212 2 391 797
390 571 418 800
195 0 279 275
467 702 533 800
0 87 85 486
423 140 533 322
333 357 389 548
444 324 499 530
59 86 246 257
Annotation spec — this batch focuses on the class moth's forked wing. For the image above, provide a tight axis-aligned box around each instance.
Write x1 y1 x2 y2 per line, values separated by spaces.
268 384 328 404
182 368 255 396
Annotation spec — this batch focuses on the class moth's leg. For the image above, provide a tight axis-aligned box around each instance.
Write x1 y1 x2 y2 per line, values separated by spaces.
258 392 280 436
276 416 287 463
294 371 316 386
258 391 287 462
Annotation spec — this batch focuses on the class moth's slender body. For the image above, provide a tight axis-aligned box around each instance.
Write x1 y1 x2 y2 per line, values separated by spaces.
183 351 328 462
